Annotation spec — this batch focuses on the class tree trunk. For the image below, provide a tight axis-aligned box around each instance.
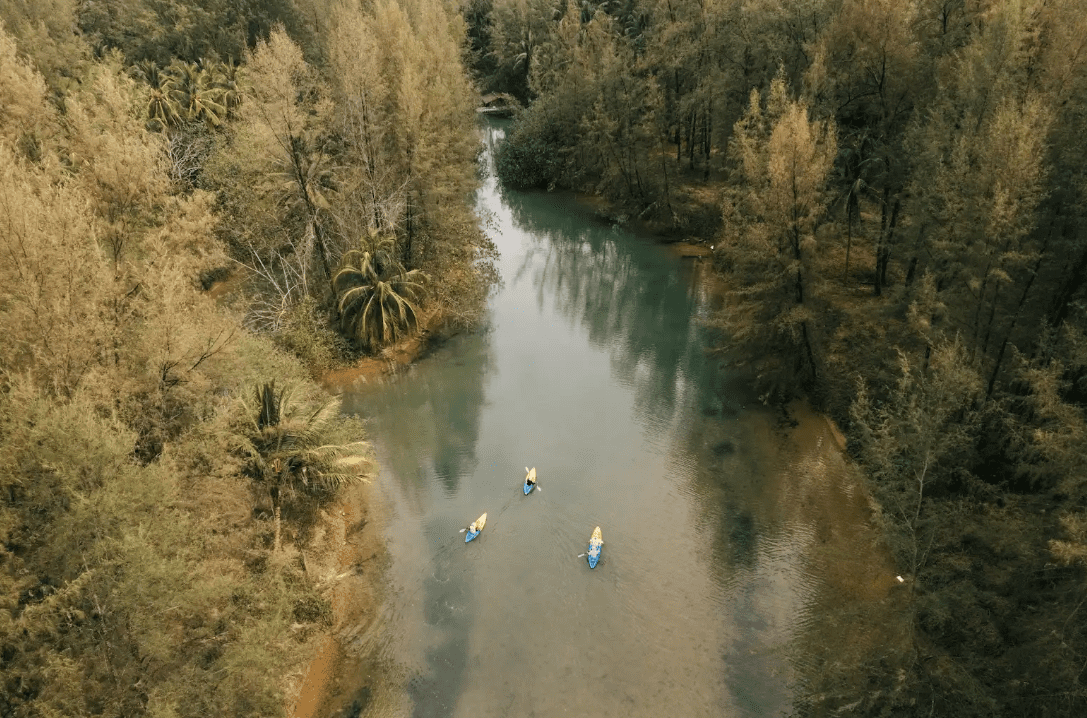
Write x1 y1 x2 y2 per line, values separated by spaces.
905 224 927 286
687 112 695 169
404 149 415 268
987 227 1053 396
270 486 282 553
405 191 414 268
875 187 889 296
703 104 711 181
289 134 334 287
981 285 1004 357
801 320 818 385
659 136 674 226
875 193 900 295
844 197 854 282
1046 244 1087 329
274 503 282 553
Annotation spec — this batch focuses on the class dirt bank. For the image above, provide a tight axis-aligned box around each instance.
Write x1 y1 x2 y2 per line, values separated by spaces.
319 316 445 393
288 480 389 718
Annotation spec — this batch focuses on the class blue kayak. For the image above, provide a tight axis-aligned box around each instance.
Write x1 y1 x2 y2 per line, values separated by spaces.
465 513 486 543
587 526 603 568
523 467 537 495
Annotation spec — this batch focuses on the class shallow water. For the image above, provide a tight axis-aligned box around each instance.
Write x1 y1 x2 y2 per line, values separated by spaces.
339 120 893 717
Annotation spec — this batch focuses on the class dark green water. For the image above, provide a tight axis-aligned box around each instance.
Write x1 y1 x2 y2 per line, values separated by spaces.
339 120 885 717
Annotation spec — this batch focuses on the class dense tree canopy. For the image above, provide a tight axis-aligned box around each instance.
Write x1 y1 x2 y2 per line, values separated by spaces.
1 1 492 715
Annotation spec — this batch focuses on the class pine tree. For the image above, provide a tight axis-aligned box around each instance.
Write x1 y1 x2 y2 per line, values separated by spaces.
715 77 837 395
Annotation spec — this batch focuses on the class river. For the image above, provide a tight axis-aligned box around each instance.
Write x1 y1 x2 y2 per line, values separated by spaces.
336 120 899 717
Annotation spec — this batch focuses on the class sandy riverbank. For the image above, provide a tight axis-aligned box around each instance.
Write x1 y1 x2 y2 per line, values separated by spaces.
288 478 390 718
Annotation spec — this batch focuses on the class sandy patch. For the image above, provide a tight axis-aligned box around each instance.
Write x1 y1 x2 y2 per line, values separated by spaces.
320 318 439 393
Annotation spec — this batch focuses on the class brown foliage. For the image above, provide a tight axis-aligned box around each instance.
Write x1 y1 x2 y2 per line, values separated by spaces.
0 19 366 718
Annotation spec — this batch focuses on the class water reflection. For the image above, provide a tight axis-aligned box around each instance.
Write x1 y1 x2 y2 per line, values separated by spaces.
504 199 702 430
339 120 894 718
343 328 495 512
406 517 474 718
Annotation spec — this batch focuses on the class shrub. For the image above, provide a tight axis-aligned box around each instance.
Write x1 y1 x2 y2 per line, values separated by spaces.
494 105 569 190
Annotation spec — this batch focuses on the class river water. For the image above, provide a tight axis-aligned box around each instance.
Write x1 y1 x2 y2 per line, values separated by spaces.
338 120 896 717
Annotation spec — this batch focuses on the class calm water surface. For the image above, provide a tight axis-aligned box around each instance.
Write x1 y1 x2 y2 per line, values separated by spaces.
339 121 885 717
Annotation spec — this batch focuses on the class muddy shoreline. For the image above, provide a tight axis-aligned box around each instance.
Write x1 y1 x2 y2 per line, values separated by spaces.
289 479 383 718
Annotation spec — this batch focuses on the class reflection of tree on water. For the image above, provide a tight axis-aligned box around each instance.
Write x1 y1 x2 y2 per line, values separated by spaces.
504 189 713 431
672 395 902 714
346 335 493 715
407 516 475 718
345 328 496 512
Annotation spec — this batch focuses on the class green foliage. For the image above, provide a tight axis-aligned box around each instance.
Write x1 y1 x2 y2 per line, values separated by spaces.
134 59 183 128
493 5 661 205
75 0 316 66
240 382 369 551
167 60 228 127
494 110 566 189
851 339 982 577
486 0 556 103
333 233 428 350
323 0 495 330
243 382 368 499
0 15 57 149
272 296 351 375
0 377 338 717
0 0 88 94
132 58 238 131
191 3 497 362
713 77 837 396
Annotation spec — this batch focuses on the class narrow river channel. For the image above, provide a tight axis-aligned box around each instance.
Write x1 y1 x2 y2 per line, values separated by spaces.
338 120 896 717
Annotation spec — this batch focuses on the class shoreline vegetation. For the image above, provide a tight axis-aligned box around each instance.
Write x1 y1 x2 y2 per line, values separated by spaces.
1 1 494 717
3 0 1085 716
473 0 1087 715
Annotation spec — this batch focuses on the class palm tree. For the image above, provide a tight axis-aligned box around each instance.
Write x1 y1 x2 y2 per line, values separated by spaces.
242 382 369 552
206 58 240 118
167 61 227 128
133 60 182 130
333 232 427 350
834 132 880 282
270 132 337 216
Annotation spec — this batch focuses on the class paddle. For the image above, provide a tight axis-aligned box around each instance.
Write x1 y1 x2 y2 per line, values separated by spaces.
524 466 540 492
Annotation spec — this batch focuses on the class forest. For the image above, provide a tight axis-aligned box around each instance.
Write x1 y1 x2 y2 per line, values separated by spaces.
0 0 494 716
4 0 1087 716
477 0 1087 714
